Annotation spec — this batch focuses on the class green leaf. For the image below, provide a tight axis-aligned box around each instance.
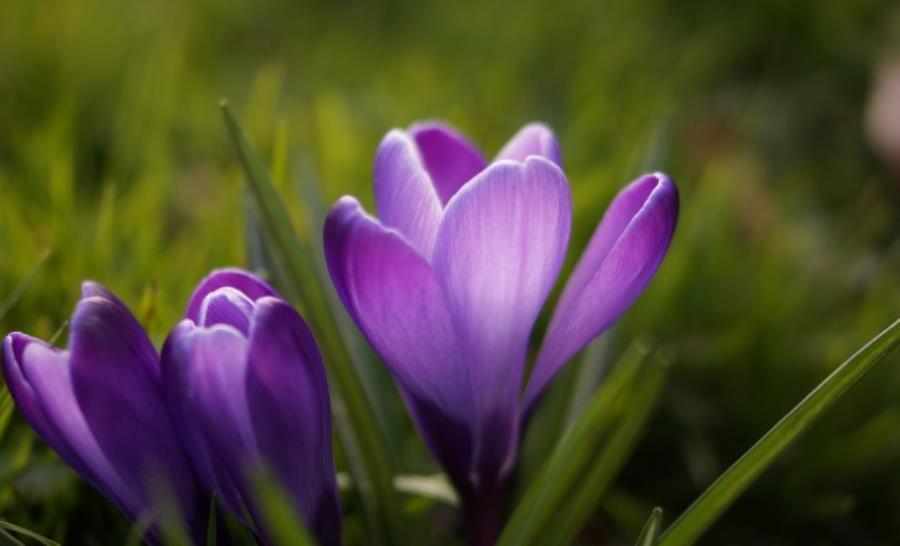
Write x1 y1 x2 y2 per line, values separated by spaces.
46 321 68 347
0 528 25 546
292 159 394 437
203 495 258 546
498 340 652 546
220 102 401 545
540 351 670 546
636 507 664 546
0 521 59 546
148 477 191 546
660 317 900 546
0 388 14 441
564 337 612 427
205 496 217 546
251 471 317 546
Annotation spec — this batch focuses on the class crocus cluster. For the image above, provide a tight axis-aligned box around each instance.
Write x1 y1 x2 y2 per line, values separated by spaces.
2 119 678 546
324 122 678 517
1 269 340 545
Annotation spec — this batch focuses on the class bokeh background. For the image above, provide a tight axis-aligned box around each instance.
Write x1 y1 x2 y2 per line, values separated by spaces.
3 0 900 544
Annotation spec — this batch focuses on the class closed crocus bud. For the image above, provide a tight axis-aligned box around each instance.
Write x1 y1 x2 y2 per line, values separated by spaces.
1 283 207 544
324 121 678 543
161 269 340 546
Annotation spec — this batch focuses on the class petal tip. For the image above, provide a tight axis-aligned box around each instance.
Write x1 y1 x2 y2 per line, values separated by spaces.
407 120 458 137
185 268 278 321
325 197 369 241
644 172 680 220
497 122 563 166
332 194 363 213
80 281 114 301
2 332 31 370
251 295 293 317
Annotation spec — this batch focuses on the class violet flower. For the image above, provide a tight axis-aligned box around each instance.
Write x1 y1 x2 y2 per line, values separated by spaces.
1 283 207 544
161 269 340 546
324 122 678 534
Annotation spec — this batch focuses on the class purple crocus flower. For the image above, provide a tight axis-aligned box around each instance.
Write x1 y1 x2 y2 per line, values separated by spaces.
324 122 678 530
1 283 207 544
161 269 341 546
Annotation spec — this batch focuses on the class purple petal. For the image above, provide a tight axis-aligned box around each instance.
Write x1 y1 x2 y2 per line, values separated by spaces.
183 325 256 471
161 321 249 523
68 293 205 536
431 157 572 482
82 280 124 301
373 130 444 256
185 268 278 322
2 333 133 513
495 123 563 166
524 173 679 411
409 122 487 204
245 298 340 546
198 287 256 334
324 197 476 485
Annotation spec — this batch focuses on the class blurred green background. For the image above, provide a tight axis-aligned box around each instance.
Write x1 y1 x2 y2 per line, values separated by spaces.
3 0 900 544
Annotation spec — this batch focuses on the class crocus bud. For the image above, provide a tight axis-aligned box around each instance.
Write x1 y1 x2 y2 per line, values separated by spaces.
161 269 340 546
324 121 678 540
2 283 207 544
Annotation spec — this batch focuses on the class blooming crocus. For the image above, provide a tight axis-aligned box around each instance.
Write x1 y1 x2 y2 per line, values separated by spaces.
161 269 340 546
324 122 678 533
1 283 207 544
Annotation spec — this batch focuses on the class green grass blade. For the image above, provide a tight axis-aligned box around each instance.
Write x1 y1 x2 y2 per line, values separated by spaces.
0 528 25 546
498 341 652 546
0 388 14 440
205 495 219 546
660 318 900 546
0 251 50 320
0 521 59 546
636 508 664 546
292 163 394 436
220 102 400 545
252 471 316 546
221 100 327 316
564 337 612 427
543 352 669 546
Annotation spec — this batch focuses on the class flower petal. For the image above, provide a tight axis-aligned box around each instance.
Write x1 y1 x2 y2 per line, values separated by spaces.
373 129 444 256
68 292 205 537
495 123 562 166
185 268 278 322
409 122 487 204
324 197 476 485
161 321 249 524
524 173 679 411
245 298 340 546
198 287 255 334
432 157 572 483
2 333 133 514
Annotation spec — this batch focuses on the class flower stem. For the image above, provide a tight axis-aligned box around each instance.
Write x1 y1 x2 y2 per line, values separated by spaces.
463 485 504 546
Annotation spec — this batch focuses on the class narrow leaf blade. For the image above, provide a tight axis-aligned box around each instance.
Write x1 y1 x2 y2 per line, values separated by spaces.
252 471 317 546
660 318 900 546
498 341 652 546
0 521 60 546
636 507 664 546
542 351 669 546
220 102 401 545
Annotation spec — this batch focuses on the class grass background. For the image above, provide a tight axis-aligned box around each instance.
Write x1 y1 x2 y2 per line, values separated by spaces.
3 0 900 544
